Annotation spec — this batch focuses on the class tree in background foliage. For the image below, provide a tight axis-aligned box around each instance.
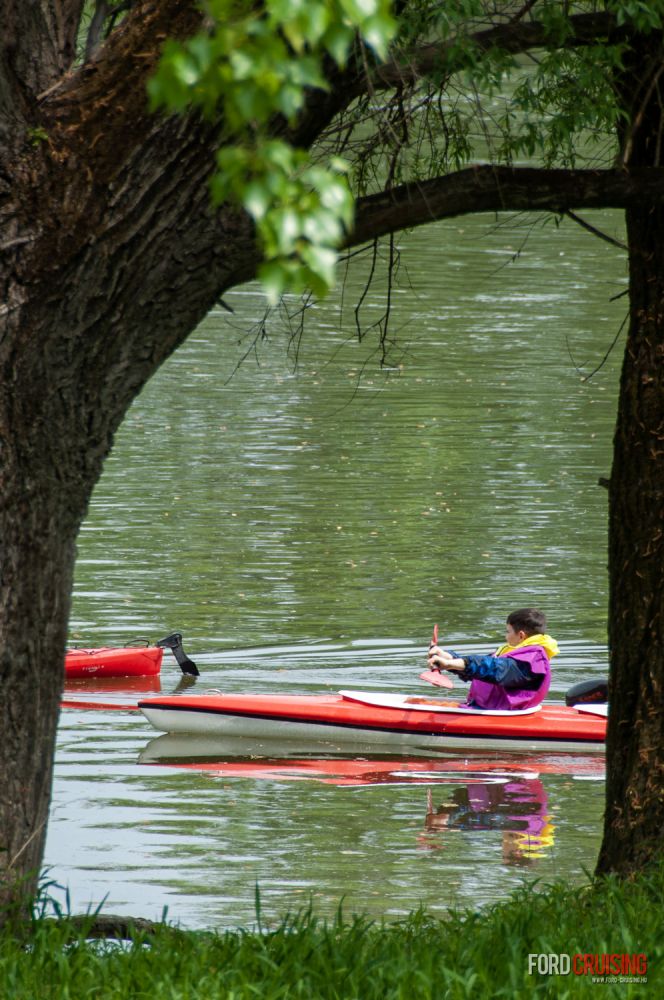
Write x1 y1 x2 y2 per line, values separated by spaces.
1 0 662 924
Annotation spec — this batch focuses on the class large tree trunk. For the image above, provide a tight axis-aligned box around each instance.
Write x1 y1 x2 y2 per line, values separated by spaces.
0 0 355 924
0 467 83 923
596 33 664 876
595 203 664 876
0 0 257 924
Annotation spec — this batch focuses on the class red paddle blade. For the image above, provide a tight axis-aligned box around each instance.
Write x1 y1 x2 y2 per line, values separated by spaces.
419 669 454 689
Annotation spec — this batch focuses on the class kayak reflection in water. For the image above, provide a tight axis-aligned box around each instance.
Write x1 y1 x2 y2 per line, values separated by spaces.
420 778 554 866
427 608 559 711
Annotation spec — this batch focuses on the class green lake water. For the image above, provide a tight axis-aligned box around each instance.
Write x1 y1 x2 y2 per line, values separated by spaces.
49 208 625 928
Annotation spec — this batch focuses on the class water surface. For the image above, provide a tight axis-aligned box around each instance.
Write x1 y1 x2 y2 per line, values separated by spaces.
49 208 624 927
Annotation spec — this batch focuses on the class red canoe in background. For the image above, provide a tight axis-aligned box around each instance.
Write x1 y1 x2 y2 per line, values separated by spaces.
64 632 198 678
65 645 163 678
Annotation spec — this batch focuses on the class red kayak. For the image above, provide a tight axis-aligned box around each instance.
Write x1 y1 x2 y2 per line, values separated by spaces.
65 645 163 678
64 632 197 679
138 689 607 753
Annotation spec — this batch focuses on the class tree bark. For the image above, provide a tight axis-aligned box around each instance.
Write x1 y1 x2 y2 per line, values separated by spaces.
595 201 664 877
0 132 257 919
596 32 664 877
0 0 258 924
0 479 82 924
0 0 358 923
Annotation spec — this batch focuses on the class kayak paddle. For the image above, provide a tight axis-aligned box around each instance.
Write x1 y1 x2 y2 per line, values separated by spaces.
420 623 454 688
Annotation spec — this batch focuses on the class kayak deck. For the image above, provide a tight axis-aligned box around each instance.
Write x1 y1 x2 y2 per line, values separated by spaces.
138 691 606 753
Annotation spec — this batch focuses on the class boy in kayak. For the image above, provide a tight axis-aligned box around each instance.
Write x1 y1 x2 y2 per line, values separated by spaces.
426 608 559 710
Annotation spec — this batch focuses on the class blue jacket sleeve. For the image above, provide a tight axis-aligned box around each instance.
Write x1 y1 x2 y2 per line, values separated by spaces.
453 654 543 690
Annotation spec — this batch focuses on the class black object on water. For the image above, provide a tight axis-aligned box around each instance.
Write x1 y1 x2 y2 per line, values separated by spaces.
565 678 608 707
156 632 199 676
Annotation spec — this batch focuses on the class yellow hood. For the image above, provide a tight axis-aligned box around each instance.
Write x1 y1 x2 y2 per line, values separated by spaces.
495 633 559 659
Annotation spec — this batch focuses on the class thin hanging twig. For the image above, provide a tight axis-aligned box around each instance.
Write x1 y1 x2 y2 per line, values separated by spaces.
565 210 627 250
582 312 629 382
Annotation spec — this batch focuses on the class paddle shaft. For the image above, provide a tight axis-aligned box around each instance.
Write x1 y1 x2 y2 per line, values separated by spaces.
423 623 454 688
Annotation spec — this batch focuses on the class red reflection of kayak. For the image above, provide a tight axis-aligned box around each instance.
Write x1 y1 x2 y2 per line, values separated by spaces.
138 741 605 784
60 674 162 711
64 675 162 694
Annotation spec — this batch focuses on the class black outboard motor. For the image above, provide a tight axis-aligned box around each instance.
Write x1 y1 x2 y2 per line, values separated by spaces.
565 678 608 707
156 632 199 676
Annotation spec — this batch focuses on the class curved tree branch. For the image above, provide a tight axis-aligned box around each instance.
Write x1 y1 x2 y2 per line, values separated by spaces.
2 0 364 431
371 11 622 93
347 165 664 247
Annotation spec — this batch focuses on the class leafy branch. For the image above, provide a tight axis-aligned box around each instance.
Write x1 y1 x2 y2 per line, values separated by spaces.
149 0 396 301
147 1 664 304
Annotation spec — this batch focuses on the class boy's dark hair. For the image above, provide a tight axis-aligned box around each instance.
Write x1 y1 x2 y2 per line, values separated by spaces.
507 608 547 635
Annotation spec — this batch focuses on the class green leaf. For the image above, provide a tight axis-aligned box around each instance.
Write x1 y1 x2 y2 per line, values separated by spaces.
340 0 380 20
258 260 288 305
270 207 302 254
300 243 338 288
276 83 306 119
262 141 300 172
243 182 271 221
302 209 344 245
360 11 397 58
322 24 355 65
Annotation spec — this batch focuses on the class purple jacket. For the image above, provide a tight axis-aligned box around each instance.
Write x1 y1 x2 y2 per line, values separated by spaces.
468 644 551 710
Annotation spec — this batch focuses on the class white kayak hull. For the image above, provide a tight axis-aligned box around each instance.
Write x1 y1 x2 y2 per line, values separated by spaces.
139 690 606 754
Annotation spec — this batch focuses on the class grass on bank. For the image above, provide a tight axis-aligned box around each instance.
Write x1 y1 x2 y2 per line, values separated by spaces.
1 867 662 999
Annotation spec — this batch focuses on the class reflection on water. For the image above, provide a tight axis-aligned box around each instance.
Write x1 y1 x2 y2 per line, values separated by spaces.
49 208 623 927
50 713 605 930
421 779 555 865
63 676 163 696
136 733 601 875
